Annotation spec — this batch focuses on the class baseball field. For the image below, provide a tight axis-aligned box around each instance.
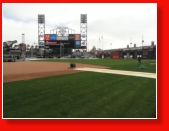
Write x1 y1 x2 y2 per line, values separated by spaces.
3 59 156 118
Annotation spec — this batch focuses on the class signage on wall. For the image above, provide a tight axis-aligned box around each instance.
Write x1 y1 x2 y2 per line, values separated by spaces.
75 41 81 47
44 34 50 40
81 41 86 46
81 34 86 38
69 34 74 40
74 34 81 40
39 42 44 45
45 41 57 44
57 36 68 40
50 34 57 40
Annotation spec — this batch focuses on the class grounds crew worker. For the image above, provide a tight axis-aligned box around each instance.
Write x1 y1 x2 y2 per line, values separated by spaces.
138 56 141 66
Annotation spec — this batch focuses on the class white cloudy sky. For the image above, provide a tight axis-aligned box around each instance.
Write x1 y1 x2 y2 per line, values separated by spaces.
2 3 157 50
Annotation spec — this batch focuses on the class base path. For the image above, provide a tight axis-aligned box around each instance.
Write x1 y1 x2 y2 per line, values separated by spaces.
75 67 156 79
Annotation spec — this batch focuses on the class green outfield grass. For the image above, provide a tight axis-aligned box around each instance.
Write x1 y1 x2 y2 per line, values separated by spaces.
36 58 156 73
3 59 156 118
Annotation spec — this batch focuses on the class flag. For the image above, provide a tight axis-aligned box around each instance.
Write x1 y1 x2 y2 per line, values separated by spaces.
102 36 103 39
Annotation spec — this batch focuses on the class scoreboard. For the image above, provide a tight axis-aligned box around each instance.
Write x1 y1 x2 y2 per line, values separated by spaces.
43 34 85 49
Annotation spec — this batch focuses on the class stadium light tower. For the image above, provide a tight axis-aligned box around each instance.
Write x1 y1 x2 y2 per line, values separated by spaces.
142 35 144 57
142 35 144 48
22 33 25 43
130 37 132 48
80 14 87 50
38 14 45 48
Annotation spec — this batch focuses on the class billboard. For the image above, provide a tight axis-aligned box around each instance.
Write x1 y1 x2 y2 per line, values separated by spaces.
75 41 81 47
81 34 86 38
39 42 44 45
81 41 86 46
57 36 68 40
69 34 74 40
45 41 57 45
44 34 50 40
74 34 81 40
112 55 120 59
50 34 57 40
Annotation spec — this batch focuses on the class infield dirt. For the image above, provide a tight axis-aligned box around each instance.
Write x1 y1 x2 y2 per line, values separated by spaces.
3 62 108 83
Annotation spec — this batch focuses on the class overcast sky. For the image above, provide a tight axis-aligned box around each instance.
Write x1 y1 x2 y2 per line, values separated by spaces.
2 3 157 50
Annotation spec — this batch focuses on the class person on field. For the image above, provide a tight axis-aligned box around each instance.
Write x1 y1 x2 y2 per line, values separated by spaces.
138 56 141 66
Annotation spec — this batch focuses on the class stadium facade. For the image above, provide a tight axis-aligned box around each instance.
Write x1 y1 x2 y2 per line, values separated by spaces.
90 42 156 59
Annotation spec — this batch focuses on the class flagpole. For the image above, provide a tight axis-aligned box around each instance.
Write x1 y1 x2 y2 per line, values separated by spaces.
102 35 103 51
102 38 103 51
98 36 100 50
97 38 99 50
99 36 101 50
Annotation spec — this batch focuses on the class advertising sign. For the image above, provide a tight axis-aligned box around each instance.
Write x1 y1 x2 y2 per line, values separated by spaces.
57 36 68 40
74 34 81 40
81 41 86 46
39 42 44 45
81 34 86 38
45 41 57 45
113 55 120 59
75 41 81 47
69 34 74 40
50 34 57 40
44 34 50 40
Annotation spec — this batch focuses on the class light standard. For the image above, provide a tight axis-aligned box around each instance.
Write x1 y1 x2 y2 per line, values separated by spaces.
130 38 132 47
87 43 89 52
142 35 144 58
60 43 62 57
60 43 64 57
110 43 112 49
63 44 64 56
130 38 132 59
31 45 34 57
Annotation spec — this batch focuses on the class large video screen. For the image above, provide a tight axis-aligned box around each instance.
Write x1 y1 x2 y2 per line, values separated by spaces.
44 40 75 48
44 34 84 48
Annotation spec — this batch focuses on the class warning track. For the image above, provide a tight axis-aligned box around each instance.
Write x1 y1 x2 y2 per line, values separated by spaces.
75 67 156 79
